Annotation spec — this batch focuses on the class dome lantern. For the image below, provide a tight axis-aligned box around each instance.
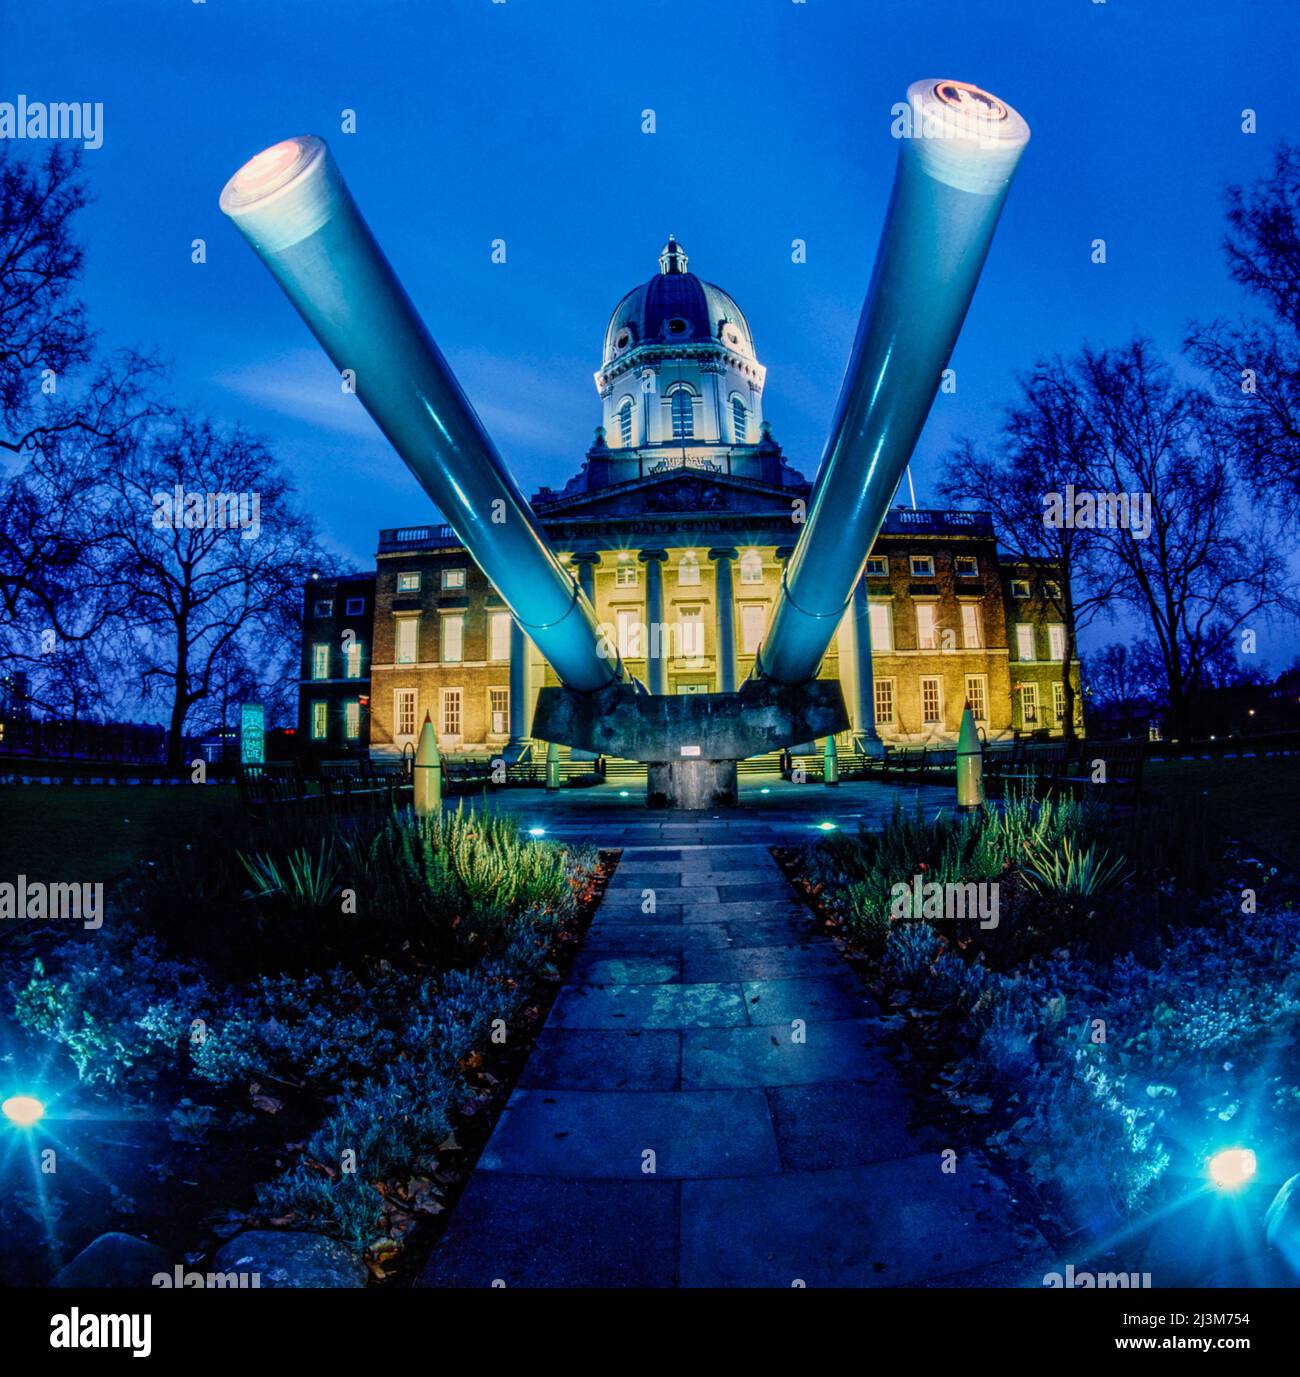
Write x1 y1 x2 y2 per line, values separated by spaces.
659 235 688 275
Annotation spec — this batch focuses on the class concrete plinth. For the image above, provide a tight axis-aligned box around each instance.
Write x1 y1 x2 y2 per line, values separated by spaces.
646 759 739 809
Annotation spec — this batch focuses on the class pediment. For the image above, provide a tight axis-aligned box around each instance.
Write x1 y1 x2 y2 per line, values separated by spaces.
537 468 800 520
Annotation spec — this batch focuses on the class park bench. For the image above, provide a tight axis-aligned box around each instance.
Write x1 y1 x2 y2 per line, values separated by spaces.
1057 739 1146 803
997 740 1070 797
236 762 320 819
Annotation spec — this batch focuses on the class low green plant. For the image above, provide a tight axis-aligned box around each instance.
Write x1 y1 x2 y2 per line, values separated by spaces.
238 838 343 908
1021 834 1132 897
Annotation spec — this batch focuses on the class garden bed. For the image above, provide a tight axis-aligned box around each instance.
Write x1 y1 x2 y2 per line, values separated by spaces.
0 803 611 1286
775 791 1300 1284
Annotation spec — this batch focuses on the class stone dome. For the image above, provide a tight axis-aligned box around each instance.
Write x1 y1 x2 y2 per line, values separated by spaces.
602 237 756 369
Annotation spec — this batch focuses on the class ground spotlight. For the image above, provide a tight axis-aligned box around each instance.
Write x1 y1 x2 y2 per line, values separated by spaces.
2 1094 45 1128
1208 1147 1257 1191
527 826 546 837
816 821 837 832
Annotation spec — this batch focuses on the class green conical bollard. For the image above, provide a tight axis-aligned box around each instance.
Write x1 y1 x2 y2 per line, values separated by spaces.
956 704 984 812
823 735 839 787
545 740 560 792
413 710 442 817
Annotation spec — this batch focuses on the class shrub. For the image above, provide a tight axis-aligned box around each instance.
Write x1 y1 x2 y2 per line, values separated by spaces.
11 935 213 1086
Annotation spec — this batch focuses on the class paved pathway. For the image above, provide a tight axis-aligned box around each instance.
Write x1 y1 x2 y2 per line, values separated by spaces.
419 837 1045 1288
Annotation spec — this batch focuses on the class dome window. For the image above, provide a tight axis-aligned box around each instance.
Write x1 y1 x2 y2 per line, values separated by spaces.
731 396 749 443
667 317 688 336
617 397 635 447
616 331 630 350
726 327 740 347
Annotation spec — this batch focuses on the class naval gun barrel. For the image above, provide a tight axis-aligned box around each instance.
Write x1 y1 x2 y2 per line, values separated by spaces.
757 80 1029 686
220 136 623 694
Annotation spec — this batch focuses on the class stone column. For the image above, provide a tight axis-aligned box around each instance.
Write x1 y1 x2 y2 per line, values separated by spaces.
709 547 738 693
570 551 600 607
505 615 532 761
848 575 884 757
568 553 602 759
639 549 668 695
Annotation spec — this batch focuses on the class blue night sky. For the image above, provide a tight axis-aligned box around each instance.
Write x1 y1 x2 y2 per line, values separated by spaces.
7 0 1299 661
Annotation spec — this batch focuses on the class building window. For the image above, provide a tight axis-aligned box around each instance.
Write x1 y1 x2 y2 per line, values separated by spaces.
344 596 365 616
678 607 705 660
910 555 935 578
741 603 766 655
313 598 333 617
920 675 943 725
396 572 421 594
310 700 328 740
965 674 988 722
916 603 937 650
395 617 418 665
440 688 462 739
618 397 634 446
311 642 330 680
615 559 638 587
490 687 509 735
865 556 888 577
396 688 416 738
868 601 893 652
616 608 643 659
874 677 895 726
1045 580 1062 601
343 639 363 679
678 550 700 586
954 556 979 579
1016 624 1035 661
441 568 466 591
1048 623 1067 662
670 387 694 439
489 611 511 663
1019 682 1039 727
442 614 464 664
738 550 763 584
1011 578 1031 599
731 395 748 443
961 603 982 649
343 700 361 740
1053 681 1067 725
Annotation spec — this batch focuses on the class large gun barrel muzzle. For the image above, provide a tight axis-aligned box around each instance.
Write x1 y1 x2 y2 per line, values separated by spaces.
219 136 622 694
757 80 1030 687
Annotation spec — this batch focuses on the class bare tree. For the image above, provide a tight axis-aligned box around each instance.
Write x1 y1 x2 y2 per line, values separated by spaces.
1041 339 1290 739
1188 142 1300 516
98 415 328 766
940 370 1105 740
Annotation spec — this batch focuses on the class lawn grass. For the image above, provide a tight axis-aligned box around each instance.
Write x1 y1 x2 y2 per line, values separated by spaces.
1144 755 1300 870
0 783 241 883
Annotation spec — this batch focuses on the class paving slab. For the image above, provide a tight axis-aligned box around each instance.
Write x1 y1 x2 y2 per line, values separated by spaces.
549 982 748 1030
521 1028 681 1091
584 922 731 953
765 1081 929 1170
682 1019 881 1089
742 975 877 1024
479 1088 783 1178
679 1159 1035 1288
417 1174 679 1288
683 943 848 983
568 953 681 984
